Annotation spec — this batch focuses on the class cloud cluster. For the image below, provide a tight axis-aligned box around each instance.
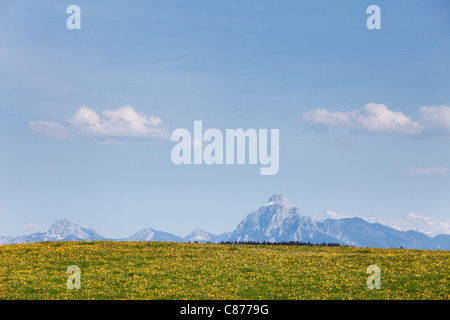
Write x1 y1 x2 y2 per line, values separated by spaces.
301 103 450 138
29 106 169 144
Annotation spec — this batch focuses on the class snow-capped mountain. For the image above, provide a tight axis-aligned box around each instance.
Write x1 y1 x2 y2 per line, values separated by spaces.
317 217 448 249
229 195 337 243
386 212 450 237
45 219 104 241
123 227 183 242
314 210 384 225
0 236 12 245
1 219 105 244
314 210 449 237
183 228 229 243
314 210 351 222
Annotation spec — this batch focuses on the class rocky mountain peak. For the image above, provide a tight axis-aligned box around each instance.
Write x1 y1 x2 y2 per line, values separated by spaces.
266 194 292 208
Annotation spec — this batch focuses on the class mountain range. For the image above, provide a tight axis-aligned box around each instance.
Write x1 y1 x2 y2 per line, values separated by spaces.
315 210 450 237
1 195 449 250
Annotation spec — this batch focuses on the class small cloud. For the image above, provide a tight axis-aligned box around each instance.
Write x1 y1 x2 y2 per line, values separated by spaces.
29 105 169 142
68 105 166 138
404 166 449 175
28 120 73 139
301 103 421 135
301 103 450 138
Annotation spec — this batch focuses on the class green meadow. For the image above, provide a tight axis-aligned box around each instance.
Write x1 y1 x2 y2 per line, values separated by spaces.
0 241 448 300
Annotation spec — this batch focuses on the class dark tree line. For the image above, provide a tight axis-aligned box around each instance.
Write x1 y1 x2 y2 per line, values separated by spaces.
213 240 349 247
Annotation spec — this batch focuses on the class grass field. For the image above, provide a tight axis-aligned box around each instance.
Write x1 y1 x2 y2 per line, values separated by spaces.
0 241 448 300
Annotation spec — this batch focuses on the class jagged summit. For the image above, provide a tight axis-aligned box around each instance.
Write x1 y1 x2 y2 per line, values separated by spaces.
230 194 318 242
48 219 76 229
46 219 83 239
265 194 292 208
125 227 183 242
46 219 103 241
183 228 230 243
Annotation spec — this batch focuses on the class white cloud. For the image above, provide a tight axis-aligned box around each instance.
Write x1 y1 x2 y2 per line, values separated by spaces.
29 105 169 143
301 103 421 135
418 105 450 137
29 120 73 139
404 166 449 175
301 103 450 137
67 105 167 138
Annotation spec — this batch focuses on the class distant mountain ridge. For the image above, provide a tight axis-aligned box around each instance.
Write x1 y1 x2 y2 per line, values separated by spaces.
1 195 449 250
315 211 450 237
0 219 105 245
387 212 450 237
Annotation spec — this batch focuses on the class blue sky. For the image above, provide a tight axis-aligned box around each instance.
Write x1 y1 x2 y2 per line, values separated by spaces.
1 0 449 238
